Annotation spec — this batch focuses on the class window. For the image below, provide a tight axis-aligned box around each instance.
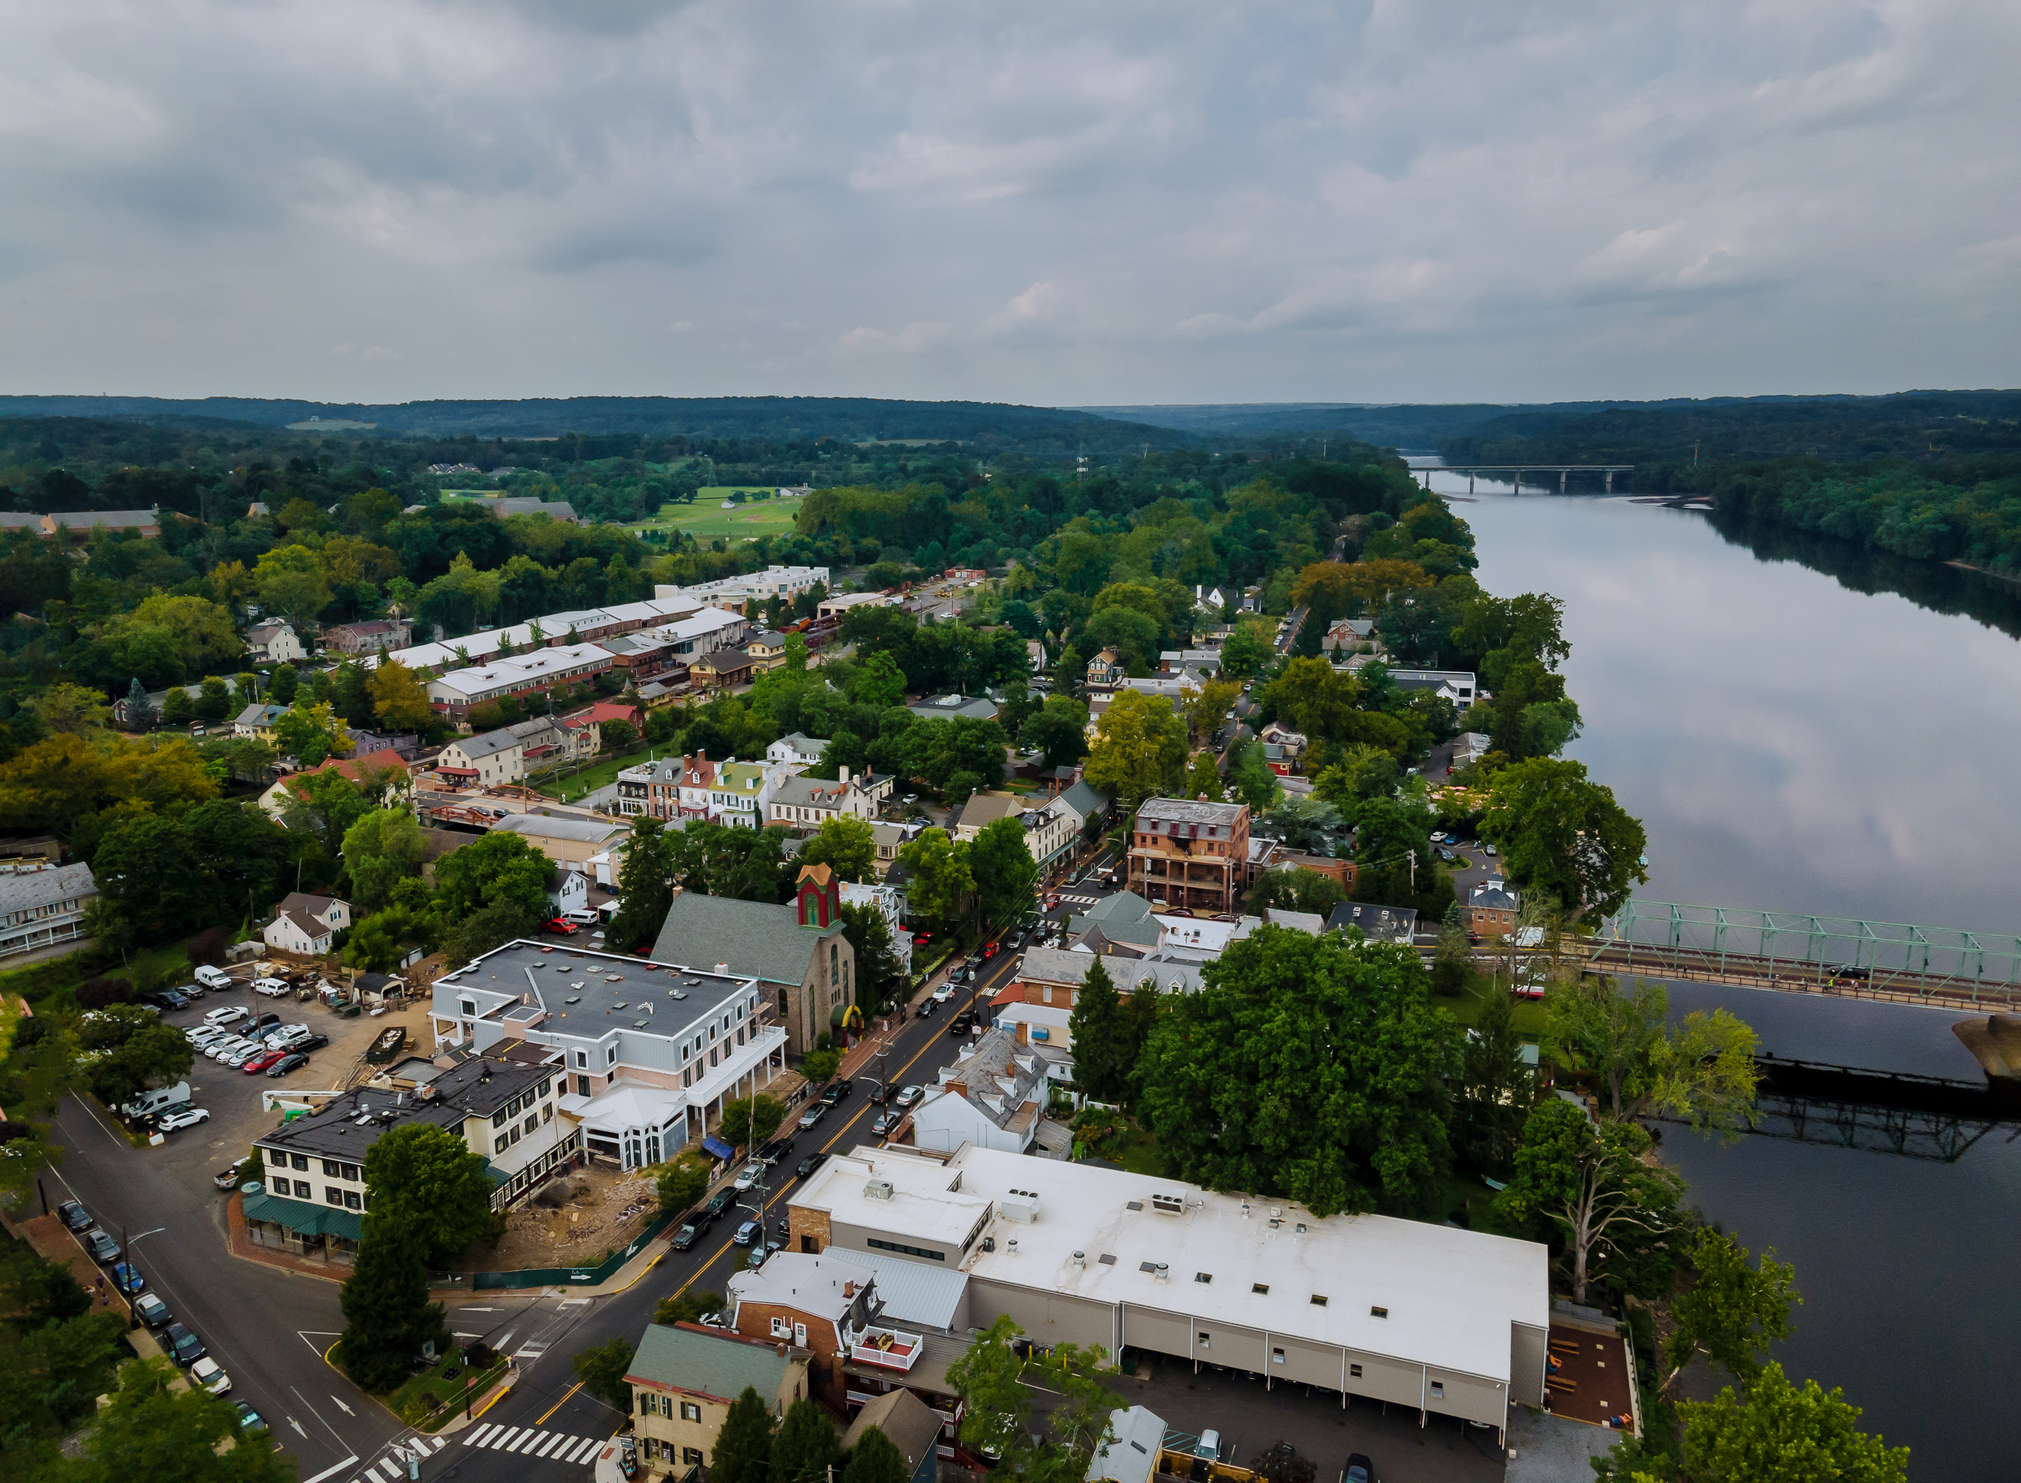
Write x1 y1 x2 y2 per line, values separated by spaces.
1370 1306 1389 1319
771 1317 790 1337
683 1448 704 1466
577 1075 590 1097
293 1179 312 1198
323 1159 342 1177
509 1126 521 1145
1197 1333 1211 1349
574 1050 588 1068
865 1237 946 1262
524 1113 539 1135
1310 1295 1328 1307
542 1104 553 1123
344 1191 362 1210
1272 1348 1284 1365
1194 1273 1212 1284
326 1187 343 1205
1251 1282 1269 1295
1350 1364 1363 1379
495 1135 509 1154
681 1402 702 1423
1430 1381 1444 1400
291 1154 308 1171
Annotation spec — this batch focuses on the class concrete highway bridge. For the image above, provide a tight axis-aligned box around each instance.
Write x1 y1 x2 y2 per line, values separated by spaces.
1413 463 1635 494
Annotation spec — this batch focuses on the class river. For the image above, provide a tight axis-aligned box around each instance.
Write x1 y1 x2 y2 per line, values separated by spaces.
1415 472 2021 1481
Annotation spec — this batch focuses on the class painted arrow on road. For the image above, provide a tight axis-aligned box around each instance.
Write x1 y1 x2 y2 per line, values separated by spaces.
288 1417 307 1439
330 1396 354 1416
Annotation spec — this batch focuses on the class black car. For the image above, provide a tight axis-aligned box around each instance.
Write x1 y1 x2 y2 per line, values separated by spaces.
291 1032 330 1052
702 1190 733 1220
917 996 938 1017
248 1012 281 1032
758 1137 794 1166
949 1014 974 1037
865 1080 890 1104
795 1150 828 1180
57 1199 91 1232
670 1223 700 1251
820 1081 849 1106
166 1322 206 1366
265 1053 309 1077
145 988 191 1011
1344 1455 1373 1483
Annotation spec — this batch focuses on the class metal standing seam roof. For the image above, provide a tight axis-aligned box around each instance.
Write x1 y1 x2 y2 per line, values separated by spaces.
841 1250 972 1331
491 813 627 844
241 1189 365 1242
625 1322 801 1405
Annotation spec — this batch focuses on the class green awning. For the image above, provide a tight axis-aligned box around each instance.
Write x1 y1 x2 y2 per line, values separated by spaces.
481 1160 511 1189
243 1189 364 1242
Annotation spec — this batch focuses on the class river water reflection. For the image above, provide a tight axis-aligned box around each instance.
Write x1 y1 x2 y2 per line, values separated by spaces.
1422 479 2021 1480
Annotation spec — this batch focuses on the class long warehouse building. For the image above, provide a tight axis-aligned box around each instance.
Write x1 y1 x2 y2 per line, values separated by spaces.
788 1143 1548 1436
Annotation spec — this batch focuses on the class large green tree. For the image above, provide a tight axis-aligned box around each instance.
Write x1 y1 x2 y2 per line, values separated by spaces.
1661 1228 1800 1394
897 828 972 925
838 902 905 1017
769 1396 841 1483
711 1386 777 1483
341 806 428 913
799 815 876 884
1138 926 1462 1217
1493 1098 1684 1304
1065 958 1132 1105
360 1122 496 1266
17 1356 295 1483
969 815 1036 934
571 1335 636 1413
74 1004 193 1108
1678 1363 1908 1483
1083 691 1188 813
338 1220 450 1392
1456 983 1533 1171
841 1426 910 1483
1544 976 1759 1133
433 830 554 923
1480 757 1647 921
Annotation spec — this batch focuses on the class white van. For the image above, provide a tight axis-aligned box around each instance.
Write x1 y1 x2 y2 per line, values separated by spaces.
120 1081 192 1120
193 965 233 991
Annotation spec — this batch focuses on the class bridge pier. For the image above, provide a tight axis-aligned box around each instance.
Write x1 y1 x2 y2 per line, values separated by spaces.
1605 469 1614 494
1468 473 1474 493
1559 469 1568 494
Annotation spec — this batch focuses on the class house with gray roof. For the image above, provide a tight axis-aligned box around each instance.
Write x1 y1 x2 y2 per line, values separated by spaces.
490 811 627 872
765 732 828 770
766 768 891 830
0 863 96 958
1327 901 1420 945
997 945 1209 1056
904 693 998 723
436 727 525 786
911 1026 1058 1156
648 865 857 1056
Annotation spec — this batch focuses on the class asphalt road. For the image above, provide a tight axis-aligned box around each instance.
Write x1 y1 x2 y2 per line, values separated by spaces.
420 936 1041 1483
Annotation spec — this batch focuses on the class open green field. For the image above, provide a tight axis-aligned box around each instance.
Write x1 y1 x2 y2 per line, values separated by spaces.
629 495 803 545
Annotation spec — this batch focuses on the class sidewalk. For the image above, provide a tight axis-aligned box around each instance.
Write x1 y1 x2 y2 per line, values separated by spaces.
2 1210 134 1322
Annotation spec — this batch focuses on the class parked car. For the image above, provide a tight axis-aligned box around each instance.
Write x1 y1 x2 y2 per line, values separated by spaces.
733 1220 761 1246
563 909 599 926
917 996 938 1018
1344 1454 1373 1483
110 1262 146 1294
870 1111 900 1136
248 1012 281 1032
176 981 205 1000
820 1081 850 1106
797 1103 826 1131
186 1026 228 1047
203 1006 249 1028
207 1038 251 1061
133 1291 172 1327
252 978 291 998
543 918 578 935
702 1190 733 1221
288 1031 329 1052
213 1166 247 1190
266 1053 310 1077
894 1085 924 1110
732 1162 764 1192
233 1400 269 1435
864 1080 889 1104
931 982 955 1003
144 988 191 1011
165 1323 206 1365
223 1045 264 1069
243 1050 287 1075
158 1108 211 1133
193 965 233 991
56 1199 91 1232
745 1242 776 1270
949 1013 974 1037
1195 1432 1222 1462
84 1230 121 1263
189 1356 232 1395
1484 844 1497 856
795 1151 828 1180
670 1223 700 1251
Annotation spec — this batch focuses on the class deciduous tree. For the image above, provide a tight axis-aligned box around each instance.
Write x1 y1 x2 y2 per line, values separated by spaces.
341 807 428 913
897 828 972 925
1481 757 1646 920
25 1355 295 1483
368 658 435 732
769 1396 841 1483
800 815 876 883
969 815 1035 934
571 1335 637 1413
361 1122 497 1267
842 1426 911 1483
339 1220 450 1392
1083 690 1187 814
838 902 905 1017
1662 1228 1800 1393
720 1094 788 1149
1679 1363 1907 1483
1544 976 1759 1133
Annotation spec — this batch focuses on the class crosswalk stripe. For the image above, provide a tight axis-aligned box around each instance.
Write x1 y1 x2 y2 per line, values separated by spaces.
361 1466 387 1483
466 1424 500 1447
566 1437 600 1463
534 1434 565 1457
429 1437 447 1453
492 1428 524 1450
510 1430 548 1453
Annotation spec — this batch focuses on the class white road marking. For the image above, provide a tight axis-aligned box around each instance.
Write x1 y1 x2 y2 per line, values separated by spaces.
466 1424 501 1446
568 1437 603 1462
331 1395 355 1416
429 1436 447 1453
296 1457 360 1483
535 1433 566 1456
510 1429 548 1453
492 1427 524 1449
288 1417 307 1438
360 1465 387 1483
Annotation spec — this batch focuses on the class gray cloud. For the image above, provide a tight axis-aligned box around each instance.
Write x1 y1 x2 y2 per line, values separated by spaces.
0 0 2013 403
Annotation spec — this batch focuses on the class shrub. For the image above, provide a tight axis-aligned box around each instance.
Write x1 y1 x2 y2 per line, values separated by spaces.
76 977 131 1009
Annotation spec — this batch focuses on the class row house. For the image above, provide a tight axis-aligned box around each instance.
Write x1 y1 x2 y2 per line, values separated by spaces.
425 643 614 716
322 618 413 654
616 756 690 820
767 768 892 830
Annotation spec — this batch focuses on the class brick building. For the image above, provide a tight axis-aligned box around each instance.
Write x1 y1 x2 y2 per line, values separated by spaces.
1125 796 1252 915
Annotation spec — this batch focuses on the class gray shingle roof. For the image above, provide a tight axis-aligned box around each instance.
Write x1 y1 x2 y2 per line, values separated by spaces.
452 729 521 761
649 893 840 987
1057 779 1110 821
626 1322 798 1406
0 863 96 914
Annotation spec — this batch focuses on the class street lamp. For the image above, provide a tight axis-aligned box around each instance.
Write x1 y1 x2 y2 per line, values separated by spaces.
120 1226 166 1328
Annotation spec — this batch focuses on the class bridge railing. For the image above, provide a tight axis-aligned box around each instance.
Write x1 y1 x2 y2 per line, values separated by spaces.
1594 900 2021 1008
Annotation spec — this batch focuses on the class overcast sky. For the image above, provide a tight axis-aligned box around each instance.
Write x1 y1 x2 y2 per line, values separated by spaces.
3 1 2016 407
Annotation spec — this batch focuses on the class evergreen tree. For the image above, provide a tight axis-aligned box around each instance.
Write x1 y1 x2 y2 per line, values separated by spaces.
122 677 155 730
842 1426 910 1483
712 1386 777 1483
339 1220 449 1392
1066 957 1132 1104
1432 900 1470 994
606 817 675 952
268 663 299 704
769 1396 841 1483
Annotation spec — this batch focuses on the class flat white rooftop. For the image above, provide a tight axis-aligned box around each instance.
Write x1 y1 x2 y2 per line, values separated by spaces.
798 1144 1547 1385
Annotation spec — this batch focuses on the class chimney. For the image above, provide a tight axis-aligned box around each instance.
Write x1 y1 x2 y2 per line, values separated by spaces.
842 1281 855 1298
1014 1021 1028 1045
716 963 729 975
945 1079 967 1100
839 765 850 786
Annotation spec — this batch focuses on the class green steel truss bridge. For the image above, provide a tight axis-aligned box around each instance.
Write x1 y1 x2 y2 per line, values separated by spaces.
1590 900 2021 1011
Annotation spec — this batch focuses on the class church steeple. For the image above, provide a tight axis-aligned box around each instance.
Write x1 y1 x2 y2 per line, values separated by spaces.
796 863 840 928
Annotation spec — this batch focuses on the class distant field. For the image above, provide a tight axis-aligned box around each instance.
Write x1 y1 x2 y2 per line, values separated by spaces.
631 494 804 544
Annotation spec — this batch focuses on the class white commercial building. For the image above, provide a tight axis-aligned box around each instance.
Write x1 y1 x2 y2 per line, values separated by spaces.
659 565 830 611
791 1143 1549 1436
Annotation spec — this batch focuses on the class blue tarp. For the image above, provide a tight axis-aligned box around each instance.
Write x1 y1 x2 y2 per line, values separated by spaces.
701 1135 736 1162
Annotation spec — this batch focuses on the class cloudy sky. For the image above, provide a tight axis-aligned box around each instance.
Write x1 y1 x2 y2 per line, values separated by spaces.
3 0 2016 406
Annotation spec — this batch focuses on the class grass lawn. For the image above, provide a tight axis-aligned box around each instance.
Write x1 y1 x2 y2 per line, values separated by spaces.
1442 971 1549 1038
386 1350 502 1427
537 742 657 803
628 496 803 546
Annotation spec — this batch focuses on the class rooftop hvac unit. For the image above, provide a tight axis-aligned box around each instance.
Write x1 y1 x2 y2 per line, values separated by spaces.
999 1192 1041 1223
1150 1192 1185 1214
864 1179 895 1201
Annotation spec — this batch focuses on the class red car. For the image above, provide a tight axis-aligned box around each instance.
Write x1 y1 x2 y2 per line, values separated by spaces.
1043 895 1061 912
544 918 578 935
982 940 1000 959
242 1049 286 1075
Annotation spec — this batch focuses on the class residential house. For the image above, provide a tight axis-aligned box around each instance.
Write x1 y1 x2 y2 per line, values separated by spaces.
0 863 97 959
869 821 916 873
245 1055 581 1264
647 865 857 1057
431 943 784 1168
1468 883 1518 937
626 1323 810 1479
258 752 410 821
712 759 785 829
1322 617 1379 654
41 509 160 540
490 812 629 872
1258 721 1307 775
1450 732 1492 769
1126 797 1252 915
726 1250 879 1359
561 699 645 736
1386 669 1479 709
1025 638 1046 673
766 732 828 770
1326 901 1420 945
233 703 290 741
321 618 413 655
425 643 614 717
615 757 687 820
677 753 719 818
744 631 789 672
435 729 525 788
1084 648 1126 690
245 621 307 664
1051 778 1112 837
1157 649 1222 674
1193 584 1234 614
689 647 756 690
1001 946 1206 1051
767 769 892 831
842 1390 943 1483
1020 792 1081 876
910 1026 1056 1156
951 790 1028 843
262 891 353 956
903 694 998 724
507 714 599 769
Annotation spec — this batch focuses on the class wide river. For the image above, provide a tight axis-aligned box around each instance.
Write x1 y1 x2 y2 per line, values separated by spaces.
1421 473 2021 1482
